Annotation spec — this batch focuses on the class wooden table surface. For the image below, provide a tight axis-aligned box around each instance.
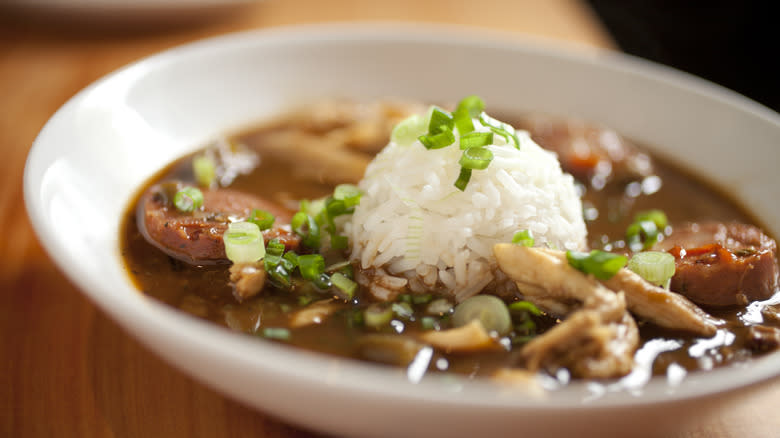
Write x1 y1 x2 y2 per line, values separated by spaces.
2 1 778 436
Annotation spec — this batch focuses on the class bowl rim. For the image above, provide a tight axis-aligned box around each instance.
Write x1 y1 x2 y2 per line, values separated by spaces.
23 22 780 414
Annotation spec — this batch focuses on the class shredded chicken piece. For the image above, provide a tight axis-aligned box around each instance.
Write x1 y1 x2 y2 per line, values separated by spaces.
286 99 426 154
248 130 371 185
289 300 340 328
522 306 638 378
523 247 721 336
493 243 638 378
229 262 266 302
603 268 721 336
419 320 502 353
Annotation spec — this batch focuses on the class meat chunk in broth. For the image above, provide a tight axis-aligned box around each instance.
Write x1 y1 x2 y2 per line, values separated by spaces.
656 222 778 306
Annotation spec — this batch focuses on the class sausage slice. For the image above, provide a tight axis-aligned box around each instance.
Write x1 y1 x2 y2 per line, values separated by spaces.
137 182 299 265
655 222 778 307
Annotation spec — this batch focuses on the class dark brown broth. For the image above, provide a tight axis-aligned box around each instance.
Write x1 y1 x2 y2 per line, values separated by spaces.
120 112 777 379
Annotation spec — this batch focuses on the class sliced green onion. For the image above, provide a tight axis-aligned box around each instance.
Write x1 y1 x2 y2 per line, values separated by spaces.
626 220 659 252
299 198 325 217
628 251 676 288
419 130 456 149
263 239 292 289
456 95 486 118
411 294 433 305
192 155 216 188
634 209 668 230
325 198 349 217
173 187 204 212
223 221 265 263
427 107 454 134
282 250 299 268
325 260 352 273
479 113 520 149
261 327 291 340
459 147 493 170
333 184 362 208
392 302 414 320
452 295 512 336
397 294 412 304
364 303 394 328
511 230 534 247
391 114 427 146
421 316 441 331
331 272 357 299
291 212 321 248
298 254 326 282
566 250 628 280
330 235 349 250
508 300 542 316
248 209 275 230
453 107 475 135
459 131 494 149
454 167 472 191
514 318 537 336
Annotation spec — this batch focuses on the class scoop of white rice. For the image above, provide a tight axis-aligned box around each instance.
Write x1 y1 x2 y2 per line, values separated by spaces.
343 111 587 302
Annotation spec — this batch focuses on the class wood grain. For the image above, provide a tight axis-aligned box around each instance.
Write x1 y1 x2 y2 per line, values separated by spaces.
1 1 777 437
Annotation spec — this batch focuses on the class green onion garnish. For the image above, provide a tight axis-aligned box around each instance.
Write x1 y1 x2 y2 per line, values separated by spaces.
634 209 668 230
454 167 472 191
411 293 433 305
452 295 512 336
419 130 456 149
456 95 486 118
453 107 475 135
364 303 394 329
511 230 534 247
223 221 265 264
263 239 293 288
628 251 676 288
459 146 493 170
173 186 204 212
297 254 330 289
392 302 414 320
459 131 493 149
508 300 542 316
291 212 321 249
452 95 484 135
566 250 628 280
248 209 275 230
625 210 668 252
421 316 441 331
626 220 659 252
391 114 428 146
479 113 520 149
333 184 362 208
261 327 291 340
427 107 455 134
331 272 357 299
192 155 216 188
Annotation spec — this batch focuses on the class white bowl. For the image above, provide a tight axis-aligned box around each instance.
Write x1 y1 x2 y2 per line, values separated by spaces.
24 24 780 438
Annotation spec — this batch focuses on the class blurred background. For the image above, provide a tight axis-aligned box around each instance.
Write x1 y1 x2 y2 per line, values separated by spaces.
587 0 778 112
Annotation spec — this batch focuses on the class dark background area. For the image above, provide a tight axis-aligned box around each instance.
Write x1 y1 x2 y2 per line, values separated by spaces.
587 1 778 112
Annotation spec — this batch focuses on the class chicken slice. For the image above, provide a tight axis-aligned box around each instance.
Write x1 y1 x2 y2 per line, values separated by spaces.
521 309 638 378
603 268 721 336
495 245 721 337
493 243 637 378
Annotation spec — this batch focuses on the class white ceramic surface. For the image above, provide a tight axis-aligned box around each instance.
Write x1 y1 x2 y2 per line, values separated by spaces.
24 24 780 438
